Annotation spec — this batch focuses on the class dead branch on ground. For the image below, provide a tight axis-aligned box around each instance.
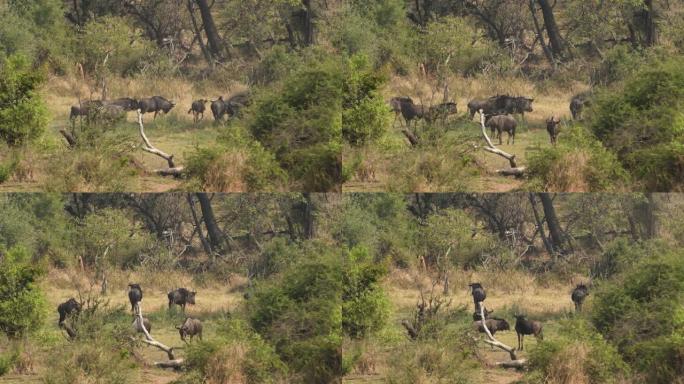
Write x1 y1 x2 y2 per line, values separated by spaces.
478 109 526 176
136 109 184 177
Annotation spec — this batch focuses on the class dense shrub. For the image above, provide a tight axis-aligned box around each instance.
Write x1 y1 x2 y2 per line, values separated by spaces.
590 250 684 383
248 58 343 191
185 127 287 192
0 247 46 338
588 58 684 190
248 257 343 384
342 55 391 146
527 125 629 192
0 54 48 146
527 319 629 384
342 247 389 338
43 303 138 384
420 208 495 268
182 319 288 384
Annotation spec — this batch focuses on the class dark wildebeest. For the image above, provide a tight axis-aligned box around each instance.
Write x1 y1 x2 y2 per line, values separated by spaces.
546 115 561 145
570 92 592 120
486 115 517 145
571 284 589 313
132 316 152 334
396 98 427 128
514 315 543 351
168 288 196 312
128 283 143 312
69 100 104 120
469 283 487 314
426 102 458 123
472 307 494 322
468 95 534 121
57 298 81 326
105 98 139 111
389 97 414 126
177 317 203 343
473 318 510 336
211 96 227 121
211 92 252 122
138 96 175 119
188 99 207 123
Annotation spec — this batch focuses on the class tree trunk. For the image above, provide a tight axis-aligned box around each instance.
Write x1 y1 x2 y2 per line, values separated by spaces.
196 193 223 255
538 193 564 256
529 194 554 256
194 0 225 60
303 193 316 239
536 0 564 59
301 0 315 46
187 194 213 255
187 0 213 67
528 0 555 67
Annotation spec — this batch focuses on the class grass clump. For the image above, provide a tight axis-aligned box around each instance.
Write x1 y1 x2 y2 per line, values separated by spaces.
526 318 629 384
526 124 629 192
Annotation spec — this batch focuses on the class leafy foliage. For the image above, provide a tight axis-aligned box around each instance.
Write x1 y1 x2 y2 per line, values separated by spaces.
590 248 684 383
0 54 48 146
0 247 46 338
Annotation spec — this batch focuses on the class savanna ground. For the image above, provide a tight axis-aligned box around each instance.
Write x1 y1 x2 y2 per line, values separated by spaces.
0 268 247 384
343 268 581 384
343 74 584 192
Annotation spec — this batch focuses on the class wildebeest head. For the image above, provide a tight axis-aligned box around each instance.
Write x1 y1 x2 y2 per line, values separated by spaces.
468 282 483 290
512 96 534 113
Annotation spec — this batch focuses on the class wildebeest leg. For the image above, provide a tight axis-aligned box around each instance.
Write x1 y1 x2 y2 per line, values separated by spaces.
154 111 158 120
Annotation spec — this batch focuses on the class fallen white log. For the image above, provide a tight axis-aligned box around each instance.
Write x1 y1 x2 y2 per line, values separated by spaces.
134 302 178 362
479 110 521 169
477 303 520 362
154 359 185 369
136 109 184 176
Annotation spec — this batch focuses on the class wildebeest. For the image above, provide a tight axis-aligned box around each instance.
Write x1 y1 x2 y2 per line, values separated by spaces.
211 91 252 122
390 96 414 126
426 101 458 123
469 283 487 310
468 95 534 120
176 317 203 342
69 100 104 120
57 298 81 326
473 318 510 336
546 115 561 145
188 99 207 123
138 96 175 119
472 307 494 321
128 283 143 312
570 92 592 120
105 98 139 111
396 98 427 128
132 316 152 334
168 288 196 312
486 114 517 145
514 315 543 351
571 284 589 313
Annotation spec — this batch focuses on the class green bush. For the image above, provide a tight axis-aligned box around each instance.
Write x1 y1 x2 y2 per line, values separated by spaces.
526 124 629 191
590 250 684 383
248 58 343 191
588 57 684 190
0 247 46 338
342 55 391 146
43 303 138 384
0 54 48 146
342 246 389 338
248 256 343 384
527 319 629 384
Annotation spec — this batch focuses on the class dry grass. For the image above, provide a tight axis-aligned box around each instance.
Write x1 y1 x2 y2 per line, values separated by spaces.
544 343 592 384
43 268 245 316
